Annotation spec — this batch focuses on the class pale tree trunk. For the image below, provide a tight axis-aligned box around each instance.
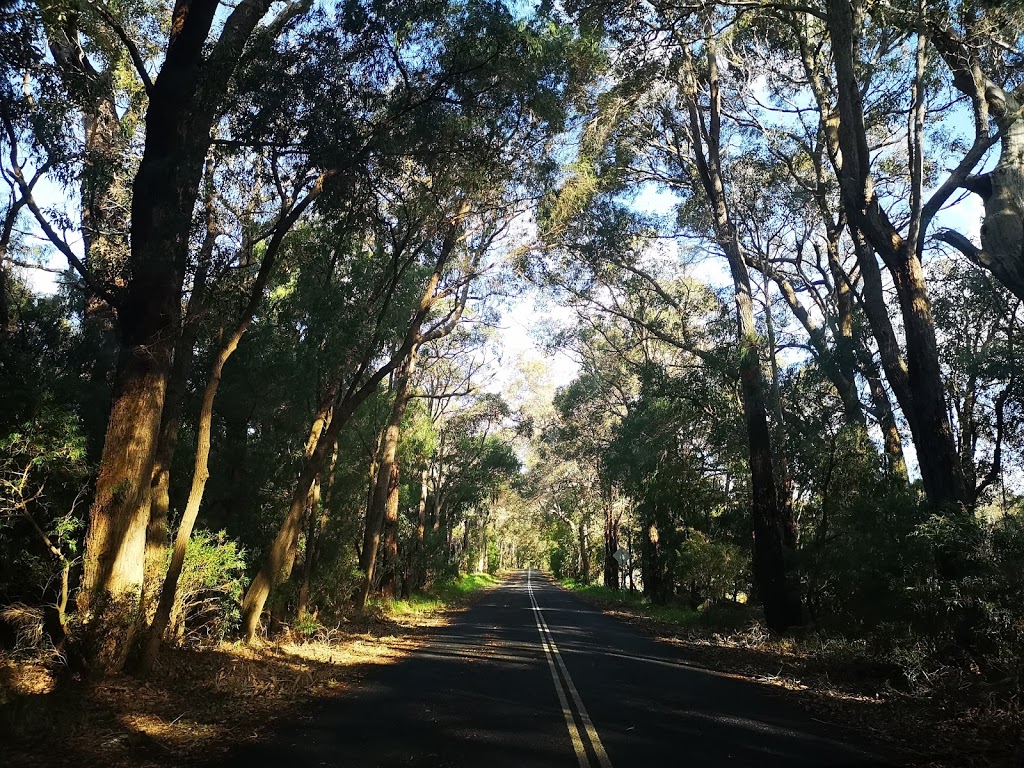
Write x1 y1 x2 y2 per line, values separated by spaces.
412 467 429 591
358 350 419 608
476 513 487 574
352 214 470 609
927 21 1024 301
577 520 589 584
827 216 907 481
379 481 402 600
967 88 1024 301
765 266 864 427
139 182 322 671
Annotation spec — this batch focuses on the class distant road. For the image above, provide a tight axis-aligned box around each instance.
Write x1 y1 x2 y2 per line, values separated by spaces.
222 570 889 767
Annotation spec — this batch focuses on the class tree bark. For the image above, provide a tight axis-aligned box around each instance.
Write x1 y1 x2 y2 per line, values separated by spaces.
297 441 338 621
413 467 429 591
602 498 619 590
358 350 418 608
577 519 589 584
143 202 214 621
826 0 967 507
138 180 321 671
77 0 278 673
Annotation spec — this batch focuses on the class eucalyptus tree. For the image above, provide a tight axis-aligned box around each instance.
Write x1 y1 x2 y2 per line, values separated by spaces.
929 258 1024 507
551 362 631 588
548 0 805 629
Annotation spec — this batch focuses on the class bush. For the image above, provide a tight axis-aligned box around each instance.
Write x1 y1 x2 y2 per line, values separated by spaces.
676 531 746 606
808 482 1024 681
168 530 246 642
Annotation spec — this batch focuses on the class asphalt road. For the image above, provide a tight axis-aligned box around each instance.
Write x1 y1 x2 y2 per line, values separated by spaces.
221 570 889 767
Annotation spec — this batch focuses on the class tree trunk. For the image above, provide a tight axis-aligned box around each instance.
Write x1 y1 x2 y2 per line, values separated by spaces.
579 520 590 584
77 332 175 672
683 39 802 632
81 93 128 287
854 340 909 481
763 278 796 546
413 467 429 590
78 0 275 674
143 212 214 621
603 501 619 590
358 350 418 608
460 519 470 573
476 513 488 574
963 86 1024 301
298 442 337 621
294 476 321 617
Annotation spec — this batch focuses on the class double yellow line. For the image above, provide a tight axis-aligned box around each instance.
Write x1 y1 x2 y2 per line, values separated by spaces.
526 570 614 768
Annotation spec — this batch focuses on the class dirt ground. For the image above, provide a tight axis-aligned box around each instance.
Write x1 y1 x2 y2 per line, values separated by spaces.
0 608 449 768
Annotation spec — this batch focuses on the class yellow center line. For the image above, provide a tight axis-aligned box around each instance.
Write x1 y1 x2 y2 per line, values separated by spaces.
527 570 614 768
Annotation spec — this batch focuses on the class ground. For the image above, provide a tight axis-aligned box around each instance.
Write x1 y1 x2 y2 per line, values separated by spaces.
0 574 498 768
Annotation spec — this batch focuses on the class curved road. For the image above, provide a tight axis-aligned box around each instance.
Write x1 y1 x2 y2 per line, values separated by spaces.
222 570 889 767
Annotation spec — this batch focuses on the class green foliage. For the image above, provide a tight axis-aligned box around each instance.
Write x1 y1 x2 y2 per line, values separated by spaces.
676 532 746 606
0 406 88 608
170 530 247 642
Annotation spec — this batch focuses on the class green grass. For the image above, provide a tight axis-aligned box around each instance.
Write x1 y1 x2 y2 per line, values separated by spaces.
378 572 500 618
559 579 706 627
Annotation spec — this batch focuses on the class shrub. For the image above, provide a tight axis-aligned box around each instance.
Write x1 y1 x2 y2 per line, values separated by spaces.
168 530 246 643
676 531 746 606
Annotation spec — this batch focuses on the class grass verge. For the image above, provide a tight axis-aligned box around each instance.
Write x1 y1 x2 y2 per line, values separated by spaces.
374 572 499 620
559 578 1020 768
0 572 500 768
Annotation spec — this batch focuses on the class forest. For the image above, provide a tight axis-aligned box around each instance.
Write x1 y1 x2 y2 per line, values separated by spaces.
1 0 1022 765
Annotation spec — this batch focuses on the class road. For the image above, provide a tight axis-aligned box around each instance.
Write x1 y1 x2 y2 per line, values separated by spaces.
221 570 889 767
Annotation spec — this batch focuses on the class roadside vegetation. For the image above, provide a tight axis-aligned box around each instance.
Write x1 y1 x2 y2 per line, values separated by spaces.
559 579 1019 767
2 0 1023 765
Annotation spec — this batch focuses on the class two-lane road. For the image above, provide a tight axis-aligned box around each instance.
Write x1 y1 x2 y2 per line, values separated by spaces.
222 571 889 767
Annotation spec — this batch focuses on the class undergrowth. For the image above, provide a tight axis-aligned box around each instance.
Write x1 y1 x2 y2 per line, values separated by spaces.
560 578 1022 767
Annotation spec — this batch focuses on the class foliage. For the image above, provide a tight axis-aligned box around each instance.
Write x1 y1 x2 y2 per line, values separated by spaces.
169 531 247 643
